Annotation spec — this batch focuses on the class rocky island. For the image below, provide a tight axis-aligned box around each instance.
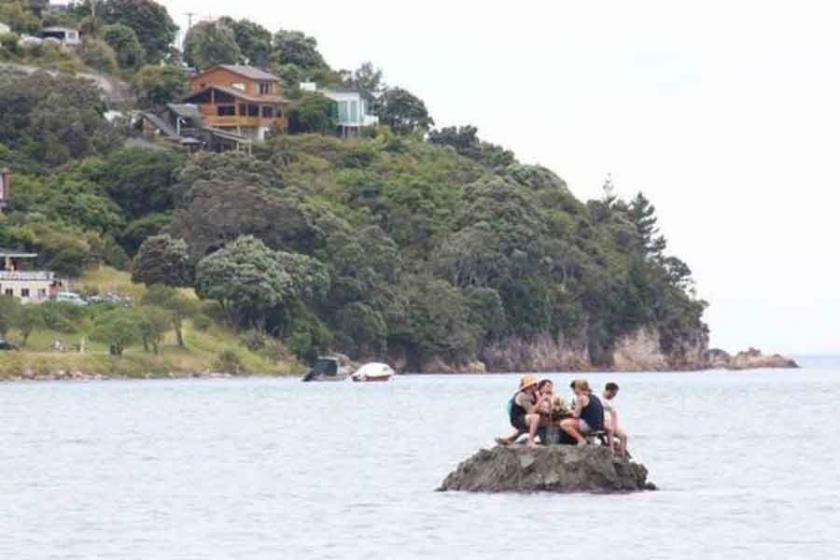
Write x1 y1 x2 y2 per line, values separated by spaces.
439 445 655 494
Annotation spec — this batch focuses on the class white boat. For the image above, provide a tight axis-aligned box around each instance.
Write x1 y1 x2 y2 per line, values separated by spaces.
351 362 395 382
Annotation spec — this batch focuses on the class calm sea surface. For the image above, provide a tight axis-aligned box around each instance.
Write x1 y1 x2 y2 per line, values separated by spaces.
1 357 839 559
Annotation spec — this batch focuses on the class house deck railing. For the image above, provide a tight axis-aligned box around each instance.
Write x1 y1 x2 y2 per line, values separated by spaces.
0 270 55 281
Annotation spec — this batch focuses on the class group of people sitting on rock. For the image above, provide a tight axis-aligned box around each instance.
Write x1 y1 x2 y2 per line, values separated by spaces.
496 375 629 455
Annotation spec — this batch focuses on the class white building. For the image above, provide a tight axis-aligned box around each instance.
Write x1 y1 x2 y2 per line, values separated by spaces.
300 82 379 137
0 249 58 303
41 26 80 47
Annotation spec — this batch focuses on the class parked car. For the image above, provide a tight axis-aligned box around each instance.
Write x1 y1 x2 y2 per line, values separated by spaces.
55 291 88 306
0 339 20 351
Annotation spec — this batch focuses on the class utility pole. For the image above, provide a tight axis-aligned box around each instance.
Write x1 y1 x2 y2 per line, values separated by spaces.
185 12 197 32
183 12 197 51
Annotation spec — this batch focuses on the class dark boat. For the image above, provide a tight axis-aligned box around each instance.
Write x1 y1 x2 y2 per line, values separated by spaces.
301 356 351 382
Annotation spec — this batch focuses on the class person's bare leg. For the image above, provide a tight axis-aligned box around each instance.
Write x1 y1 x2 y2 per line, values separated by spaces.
526 413 541 448
496 429 523 445
617 429 628 456
560 418 584 444
605 426 615 451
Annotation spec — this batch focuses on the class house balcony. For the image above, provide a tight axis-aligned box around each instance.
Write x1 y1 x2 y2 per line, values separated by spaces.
202 115 288 132
0 270 55 281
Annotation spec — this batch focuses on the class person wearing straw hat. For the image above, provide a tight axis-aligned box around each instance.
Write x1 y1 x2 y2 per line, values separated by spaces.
496 374 546 448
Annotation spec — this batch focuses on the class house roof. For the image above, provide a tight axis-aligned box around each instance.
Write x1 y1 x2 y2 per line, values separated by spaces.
183 85 290 105
167 103 202 120
198 64 280 82
42 26 78 32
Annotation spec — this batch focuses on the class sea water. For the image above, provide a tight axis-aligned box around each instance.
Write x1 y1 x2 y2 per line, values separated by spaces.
1 358 838 559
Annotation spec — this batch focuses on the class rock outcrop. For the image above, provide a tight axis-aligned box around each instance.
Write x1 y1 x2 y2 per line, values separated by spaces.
439 445 655 494
706 347 799 370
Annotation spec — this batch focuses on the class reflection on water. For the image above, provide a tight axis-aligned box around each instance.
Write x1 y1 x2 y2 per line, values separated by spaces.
1 362 839 559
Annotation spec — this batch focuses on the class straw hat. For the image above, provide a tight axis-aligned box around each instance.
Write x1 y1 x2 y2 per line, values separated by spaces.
519 374 539 390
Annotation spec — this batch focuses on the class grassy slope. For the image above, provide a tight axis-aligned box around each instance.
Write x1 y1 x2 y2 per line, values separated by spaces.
0 267 304 379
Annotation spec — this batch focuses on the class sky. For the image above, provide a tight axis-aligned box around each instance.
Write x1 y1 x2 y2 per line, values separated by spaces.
162 0 840 354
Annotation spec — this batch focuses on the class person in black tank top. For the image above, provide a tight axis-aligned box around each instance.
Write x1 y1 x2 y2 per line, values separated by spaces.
495 375 547 447
559 379 604 445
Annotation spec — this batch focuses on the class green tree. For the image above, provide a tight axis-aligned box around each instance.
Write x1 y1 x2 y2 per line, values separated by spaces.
102 23 145 69
0 1 40 34
131 234 193 287
95 147 183 218
78 38 118 74
287 91 336 134
402 276 476 366
90 309 141 356
101 0 177 63
344 61 383 105
0 295 21 336
428 125 515 169
183 20 241 69
218 17 272 66
0 70 118 167
376 87 434 135
13 304 45 346
194 236 293 329
131 64 188 108
629 192 666 259
134 305 171 353
271 29 326 69
141 285 197 347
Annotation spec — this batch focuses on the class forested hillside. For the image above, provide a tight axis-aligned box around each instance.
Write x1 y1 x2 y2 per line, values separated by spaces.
0 0 707 372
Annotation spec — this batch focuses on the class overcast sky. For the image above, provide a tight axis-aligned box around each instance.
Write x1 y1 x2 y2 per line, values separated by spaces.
163 0 839 355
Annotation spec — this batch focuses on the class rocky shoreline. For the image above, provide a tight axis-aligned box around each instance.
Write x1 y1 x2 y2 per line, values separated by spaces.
415 328 799 373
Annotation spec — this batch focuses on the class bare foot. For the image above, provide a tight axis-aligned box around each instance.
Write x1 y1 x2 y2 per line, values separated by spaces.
576 439 587 447
495 437 510 446
526 440 538 449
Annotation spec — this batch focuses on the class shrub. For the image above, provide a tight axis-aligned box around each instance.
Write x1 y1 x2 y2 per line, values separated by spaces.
0 32 19 54
240 329 266 351
191 314 211 331
213 348 243 374
78 38 118 74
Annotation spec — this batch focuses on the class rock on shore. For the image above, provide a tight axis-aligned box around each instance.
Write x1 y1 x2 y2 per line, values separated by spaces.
438 445 655 493
706 347 799 370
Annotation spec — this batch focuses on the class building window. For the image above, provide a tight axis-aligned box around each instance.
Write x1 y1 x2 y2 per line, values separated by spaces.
21 288 29 297
38 288 46 298
4 288 11 296
261 106 274 118
239 104 247 116
337 101 349 124
350 100 359 123
248 104 259 116
231 82 246 91
217 105 236 116
259 82 271 94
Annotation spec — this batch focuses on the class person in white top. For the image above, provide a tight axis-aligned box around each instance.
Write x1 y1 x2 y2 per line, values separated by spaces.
603 382 628 456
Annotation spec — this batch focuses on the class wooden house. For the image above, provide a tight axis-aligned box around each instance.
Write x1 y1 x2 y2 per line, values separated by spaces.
183 65 290 140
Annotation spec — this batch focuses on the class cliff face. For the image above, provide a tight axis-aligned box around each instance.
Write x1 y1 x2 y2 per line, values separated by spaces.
479 333 591 373
431 326 709 373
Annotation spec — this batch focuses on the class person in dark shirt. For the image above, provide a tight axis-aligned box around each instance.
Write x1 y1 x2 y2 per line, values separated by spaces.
559 379 605 445
496 375 550 447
